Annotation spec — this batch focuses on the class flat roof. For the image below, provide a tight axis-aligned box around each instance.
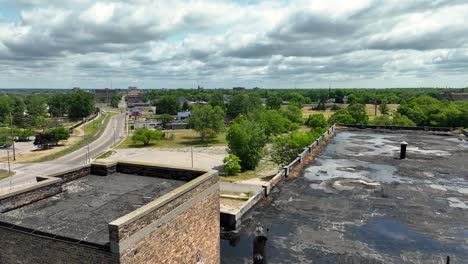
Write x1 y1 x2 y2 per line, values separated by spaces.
0 173 185 245
222 129 468 263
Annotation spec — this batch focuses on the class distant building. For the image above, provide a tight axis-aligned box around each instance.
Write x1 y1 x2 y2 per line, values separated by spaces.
95 88 120 104
233 87 245 91
134 119 161 129
177 110 192 120
438 92 468 101
72 87 81 92
127 87 150 107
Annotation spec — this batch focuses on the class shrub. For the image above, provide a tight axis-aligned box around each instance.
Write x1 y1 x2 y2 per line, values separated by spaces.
223 154 241 176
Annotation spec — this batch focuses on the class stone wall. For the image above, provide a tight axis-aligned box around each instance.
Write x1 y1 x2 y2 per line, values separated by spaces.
110 171 220 264
0 225 118 264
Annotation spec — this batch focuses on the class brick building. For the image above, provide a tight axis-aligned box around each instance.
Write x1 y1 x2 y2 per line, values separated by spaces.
0 162 220 264
95 88 121 104
127 87 150 107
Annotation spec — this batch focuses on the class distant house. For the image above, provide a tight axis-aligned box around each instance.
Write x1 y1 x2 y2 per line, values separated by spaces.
188 101 207 105
177 111 191 120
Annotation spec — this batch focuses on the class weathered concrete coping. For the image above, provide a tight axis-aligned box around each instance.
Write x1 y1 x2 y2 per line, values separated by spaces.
0 176 61 201
46 164 91 178
109 168 217 228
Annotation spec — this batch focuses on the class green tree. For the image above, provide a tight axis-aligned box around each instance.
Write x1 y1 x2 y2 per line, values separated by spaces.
226 117 266 170
46 127 70 145
266 95 282 110
0 95 13 125
371 113 416 127
48 93 67 117
306 114 328 129
35 116 50 132
26 95 47 118
155 96 180 114
11 96 26 127
223 154 241 176
271 130 324 165
14 128 35 141
347 103 369 124
227 93 262 115
258 110 293 138
282 103 303 124
189 105 225 141
208 94 225 110
379 99 390 115
0 128 12 145
110 95 121 108
347 94 358 104
67 90 95 119
328 108 355 124
160 114 173 129
131 128 163 146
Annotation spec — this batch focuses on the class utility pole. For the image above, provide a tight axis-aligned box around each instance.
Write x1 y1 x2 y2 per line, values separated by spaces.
9 113 15 161
6 148 10 174
191 146 194 168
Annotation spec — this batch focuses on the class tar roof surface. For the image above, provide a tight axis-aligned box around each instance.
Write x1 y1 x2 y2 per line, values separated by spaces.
222 129 468 264
0 173 185 245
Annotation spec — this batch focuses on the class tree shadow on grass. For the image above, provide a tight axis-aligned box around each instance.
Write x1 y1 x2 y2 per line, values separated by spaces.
125 142 158 148
179 137 220 147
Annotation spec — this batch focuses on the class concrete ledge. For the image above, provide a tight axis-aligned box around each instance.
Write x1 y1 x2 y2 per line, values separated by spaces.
220 185 264 231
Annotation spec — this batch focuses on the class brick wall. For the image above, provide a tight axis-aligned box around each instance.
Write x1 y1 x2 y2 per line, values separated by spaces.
111 171 220 264
50 166 91 182
120 192 219 264
0 226 118 264
116 162 205 182
0 178 62 213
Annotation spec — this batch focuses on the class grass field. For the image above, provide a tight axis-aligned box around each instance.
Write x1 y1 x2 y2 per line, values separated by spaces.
0 171 14 180
301 104 400 120
118 129 228 149
33 112 115 162
220 155 279 182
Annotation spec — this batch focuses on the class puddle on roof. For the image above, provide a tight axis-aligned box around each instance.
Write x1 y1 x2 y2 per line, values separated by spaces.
329 132 451 157
353 218 468 255
304 158 409 184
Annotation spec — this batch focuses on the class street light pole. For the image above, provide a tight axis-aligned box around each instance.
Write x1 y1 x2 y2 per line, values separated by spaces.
9 113 16 161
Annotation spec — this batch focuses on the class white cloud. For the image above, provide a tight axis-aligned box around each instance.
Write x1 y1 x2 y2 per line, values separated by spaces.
0 0 467 88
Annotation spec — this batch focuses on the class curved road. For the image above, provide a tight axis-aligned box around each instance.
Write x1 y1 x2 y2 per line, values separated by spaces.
0 110 126 193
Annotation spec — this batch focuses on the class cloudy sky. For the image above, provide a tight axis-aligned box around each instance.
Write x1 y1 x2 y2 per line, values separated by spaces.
0 0 467 89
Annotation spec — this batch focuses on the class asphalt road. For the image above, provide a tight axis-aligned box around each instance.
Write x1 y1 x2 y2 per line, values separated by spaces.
0 111 127 193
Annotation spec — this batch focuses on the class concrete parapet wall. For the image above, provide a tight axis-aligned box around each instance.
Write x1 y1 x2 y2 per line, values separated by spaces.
338 124 455 132
220 182 264 231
